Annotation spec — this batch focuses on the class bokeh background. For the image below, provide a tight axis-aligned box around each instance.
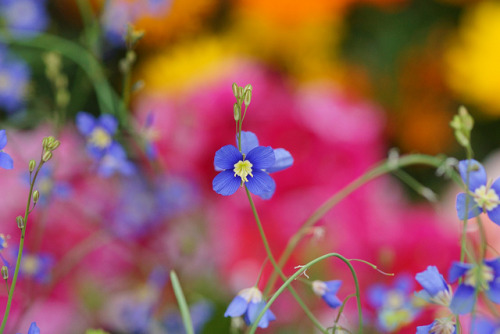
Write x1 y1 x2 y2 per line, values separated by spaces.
0 0 500 332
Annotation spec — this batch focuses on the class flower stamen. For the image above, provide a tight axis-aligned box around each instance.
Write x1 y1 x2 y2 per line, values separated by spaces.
233 160 253 183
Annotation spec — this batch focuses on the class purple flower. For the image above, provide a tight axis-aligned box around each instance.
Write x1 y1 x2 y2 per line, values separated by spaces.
213 131 293 199
0 130 13 169
448 258 500 314
224 286 276 329
312 280 342 308
456 159 500 225
0 0 48 36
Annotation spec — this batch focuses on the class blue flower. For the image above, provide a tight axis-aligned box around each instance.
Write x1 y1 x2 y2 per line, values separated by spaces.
18 250 54 283
224 286 276 329
312 280 342 308
0 50 30 113
97 142 135 178
164 300 214 334
0 234 7 251
416 318 456 334
0 130 13 169
213 131 293 199
0 0 48 36
76 112 118 159
415 266 452 307
17 321 40 334
367 274 420 332
456 159 500 225
448 258 500 314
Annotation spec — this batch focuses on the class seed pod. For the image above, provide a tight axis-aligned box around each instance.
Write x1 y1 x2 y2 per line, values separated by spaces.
29 160 36 172
16 216 24 229
33 190 39 203
1 266 7 280
232 83 239 98
42 151 52 162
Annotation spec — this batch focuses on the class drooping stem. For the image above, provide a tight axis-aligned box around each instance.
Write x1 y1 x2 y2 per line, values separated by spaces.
244 187 328 334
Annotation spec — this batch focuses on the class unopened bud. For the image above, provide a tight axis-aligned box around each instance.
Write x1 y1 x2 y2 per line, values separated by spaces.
233 103 241 121
1 266 7 280
29 160 36 172
47 140 60 151
33 190 39 203
43 136 55 150
232 83 239 98
238 87 244 97
16 216 24 229
42 151 52 162
244 90 252 106
244 84 253 92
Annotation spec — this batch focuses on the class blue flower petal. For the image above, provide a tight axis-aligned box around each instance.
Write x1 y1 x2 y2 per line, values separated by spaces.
450 284 476 315
415 266 448 297
76 111 96 135
485 258 500 277
246 301 273 329
0 129 7 149
246 146 275 170
246 170 275 197
224 296 248 318
367 284 387 308
458 159 487 191
213 170 240 196
0 152 13 169
325 280 342 295
266 148 293 173
449 262 473 283
237 131 259 155
472 318 498 333
28 321 40 334
322 293 342 309
456 193 482 220
99 114 118 134
416 323 433 334
486 280 500 304
214 145 242 170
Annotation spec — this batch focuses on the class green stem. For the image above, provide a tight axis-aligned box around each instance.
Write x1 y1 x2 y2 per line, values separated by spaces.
170 270 194 334
0 162 44 333
244 187 328 334
332 293 356 333
248 253 363 334
264 154 459 297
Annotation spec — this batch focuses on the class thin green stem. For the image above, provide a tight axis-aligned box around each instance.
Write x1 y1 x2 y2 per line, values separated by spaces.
248 253 363 334
170 270 194 334
331 293 356 333
264 154 459 297
244 187 328 334
0 161 44 333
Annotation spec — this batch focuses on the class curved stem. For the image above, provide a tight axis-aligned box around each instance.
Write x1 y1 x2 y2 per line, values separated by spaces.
0 161 44 333
244 187 328 334
248 253 363 334
264 154 459 297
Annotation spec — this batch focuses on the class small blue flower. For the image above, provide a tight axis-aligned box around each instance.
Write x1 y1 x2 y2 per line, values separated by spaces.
0 50 30 113
213 131 293 199
415 266 452 307
312 280 342 308
18 251 54 283
17 322 40 334
0 0 48 36
416 318 456 334
448 258 500 314
224 286 276 329
0 130 13 169
76 111 118 159
97 142 135 178
101 1 132 46
456 159 500 225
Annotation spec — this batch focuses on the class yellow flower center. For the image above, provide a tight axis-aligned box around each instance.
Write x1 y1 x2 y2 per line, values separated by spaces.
465 264 494 290
385 291 404 309
474 185 499 211
22 255 40 276
239 286 263 303
429 285 453 307
89 127 112 148
430 318 455 334
233 160 253 183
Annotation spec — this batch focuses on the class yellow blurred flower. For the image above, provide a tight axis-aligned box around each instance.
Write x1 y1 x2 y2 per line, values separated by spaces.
445 1 500 116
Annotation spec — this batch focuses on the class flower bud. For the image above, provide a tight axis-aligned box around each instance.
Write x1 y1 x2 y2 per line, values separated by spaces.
244 84 253 92
47 140 60 151
238 87 244 97
233 103 241 121
244 89 252 106
29 160 36 172
1 266 7 280
42 151 52 162
33 190 39 203
232 83 239 97
16 216 24 229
